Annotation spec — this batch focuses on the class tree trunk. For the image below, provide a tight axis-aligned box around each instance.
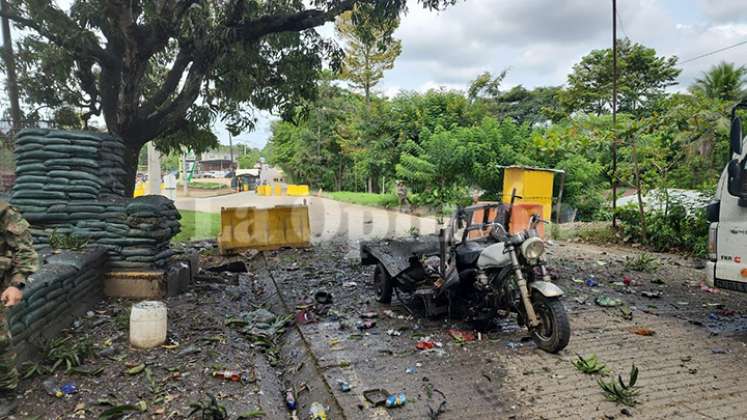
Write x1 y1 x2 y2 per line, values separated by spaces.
1 0 21 135
122 143 142 197
367 177 372 193
631 133 647 241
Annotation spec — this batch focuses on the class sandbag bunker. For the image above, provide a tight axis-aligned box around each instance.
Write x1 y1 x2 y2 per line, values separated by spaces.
9 129 181 270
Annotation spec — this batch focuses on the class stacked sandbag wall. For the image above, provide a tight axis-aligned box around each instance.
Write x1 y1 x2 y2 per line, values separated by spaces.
6 249 107 354
9 128 180 270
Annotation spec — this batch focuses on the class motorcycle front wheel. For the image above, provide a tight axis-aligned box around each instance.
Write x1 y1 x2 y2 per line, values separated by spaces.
529 294 570 353
374 263 393 304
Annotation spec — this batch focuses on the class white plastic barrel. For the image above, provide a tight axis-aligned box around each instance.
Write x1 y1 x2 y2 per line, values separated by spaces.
129 301 167 349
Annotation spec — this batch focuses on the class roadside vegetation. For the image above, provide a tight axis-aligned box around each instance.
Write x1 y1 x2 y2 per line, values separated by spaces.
328 192 399 208
172 210 221 243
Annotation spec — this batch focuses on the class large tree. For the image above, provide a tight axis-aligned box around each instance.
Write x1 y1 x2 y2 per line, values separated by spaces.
0 0 453 193
561 38 681 116
336 9 401 107
690 61 747 102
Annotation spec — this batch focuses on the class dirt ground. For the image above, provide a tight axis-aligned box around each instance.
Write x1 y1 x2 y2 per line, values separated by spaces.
13 239 747 419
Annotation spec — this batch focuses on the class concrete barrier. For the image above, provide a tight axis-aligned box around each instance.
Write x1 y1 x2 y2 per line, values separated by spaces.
218 205 311 253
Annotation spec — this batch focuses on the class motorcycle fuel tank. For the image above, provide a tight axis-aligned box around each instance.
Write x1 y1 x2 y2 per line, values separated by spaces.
477 242 511 269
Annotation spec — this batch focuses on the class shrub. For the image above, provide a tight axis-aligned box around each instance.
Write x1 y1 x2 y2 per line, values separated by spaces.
617 201 708 257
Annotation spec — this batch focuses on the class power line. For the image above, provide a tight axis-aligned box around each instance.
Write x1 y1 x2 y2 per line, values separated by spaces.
679 39 747 64
616 8 628 39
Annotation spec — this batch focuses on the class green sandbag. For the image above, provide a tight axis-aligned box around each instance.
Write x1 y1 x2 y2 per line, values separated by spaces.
14 143 41 154
18 150 69 160
70 179 102 188
77 220 106 229
45 144 97 155
16 205 49 213
68 212 104 220
12 190 67 200
23 213 69 223
15 163 46 173
46 158 99 169
11 199 66 207
14 175 50 184
15 135 60 146
13 183 44 191
68 193 97 199
97 237 157 246
66 205 105 213
25 296 48 311
47 131 104 142
43 287 66 302
120 248 155 257
16 128 50 137
9 322 26 336
100 212 126 220
48 170 101 183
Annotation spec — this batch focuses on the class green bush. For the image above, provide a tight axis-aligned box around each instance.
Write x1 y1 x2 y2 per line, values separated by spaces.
617 201 708 257
186 182 226 190
328 192 399 208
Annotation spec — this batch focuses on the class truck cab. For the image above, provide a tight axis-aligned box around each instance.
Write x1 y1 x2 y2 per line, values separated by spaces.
705 101 747 292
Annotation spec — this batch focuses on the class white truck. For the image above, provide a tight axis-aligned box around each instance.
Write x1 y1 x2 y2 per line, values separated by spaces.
705 101 747 292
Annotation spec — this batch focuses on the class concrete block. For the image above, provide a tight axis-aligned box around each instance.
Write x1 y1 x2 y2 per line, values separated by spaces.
103 270 166 299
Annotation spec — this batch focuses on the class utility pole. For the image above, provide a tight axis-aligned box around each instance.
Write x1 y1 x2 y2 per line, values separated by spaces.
611 0 619 228
228 133 234 167
1 0 21 134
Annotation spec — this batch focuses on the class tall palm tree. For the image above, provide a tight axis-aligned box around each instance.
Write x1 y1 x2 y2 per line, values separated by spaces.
690 61 747 101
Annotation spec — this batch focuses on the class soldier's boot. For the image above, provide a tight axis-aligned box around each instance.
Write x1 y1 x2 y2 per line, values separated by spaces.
0 341 17 418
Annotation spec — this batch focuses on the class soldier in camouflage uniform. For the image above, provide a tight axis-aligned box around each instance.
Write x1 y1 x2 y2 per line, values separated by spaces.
0 200 37 414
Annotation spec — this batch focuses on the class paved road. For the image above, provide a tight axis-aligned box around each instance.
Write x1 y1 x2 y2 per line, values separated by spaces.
252 241 747 419
175 192 440 244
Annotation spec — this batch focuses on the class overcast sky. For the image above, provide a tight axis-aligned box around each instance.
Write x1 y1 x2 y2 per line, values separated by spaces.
3 0 747 148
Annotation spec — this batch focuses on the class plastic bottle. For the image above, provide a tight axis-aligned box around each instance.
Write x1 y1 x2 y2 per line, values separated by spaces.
309 402 327 420
285 389 297 411
212 370 241 382
385 393 407 408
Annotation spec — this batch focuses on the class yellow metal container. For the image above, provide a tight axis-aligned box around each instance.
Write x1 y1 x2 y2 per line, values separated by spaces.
273 184 282 196
501 166 556 221
256 185 272 196
218 205 311 253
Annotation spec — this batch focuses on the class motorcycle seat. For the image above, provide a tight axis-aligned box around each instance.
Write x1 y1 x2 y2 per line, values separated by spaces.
456 241 484 268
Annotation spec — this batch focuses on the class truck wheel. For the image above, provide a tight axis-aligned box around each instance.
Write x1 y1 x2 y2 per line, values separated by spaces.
530 294 570 353
374 263 393 304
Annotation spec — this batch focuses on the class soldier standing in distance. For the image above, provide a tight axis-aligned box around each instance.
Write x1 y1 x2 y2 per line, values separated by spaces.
0 200 38 415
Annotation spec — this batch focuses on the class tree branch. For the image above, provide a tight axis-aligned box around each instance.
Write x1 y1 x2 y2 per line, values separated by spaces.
230 0 355 43
140 48 194 116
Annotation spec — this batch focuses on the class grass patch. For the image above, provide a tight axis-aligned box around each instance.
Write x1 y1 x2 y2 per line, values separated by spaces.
181 181 228 190
328 191 399 208
173 210 221 243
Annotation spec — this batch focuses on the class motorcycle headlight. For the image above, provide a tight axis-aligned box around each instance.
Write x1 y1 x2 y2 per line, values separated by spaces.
521 237 545 260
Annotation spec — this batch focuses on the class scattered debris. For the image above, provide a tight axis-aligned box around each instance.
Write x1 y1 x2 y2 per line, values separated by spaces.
624 253 659 272
385 392 407 408
363 389 390 407
310 401 328 419
628 327 656 336
337 380 351 392
447 329 476 343
585 277 599 287
641 290 663 299
595 295 623 307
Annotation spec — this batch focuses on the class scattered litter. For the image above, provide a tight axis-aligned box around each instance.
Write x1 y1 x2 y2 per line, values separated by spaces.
356 320 376 330
651 278 666 285
360 311 378 319
623 276 633 286
416 338 435 350
314 290 333 304
405 367 417 374
382 310 397 318
574 295 588 304
718 309 736 317
712 347 727 354
596 260 607 266
177 345 201 357
295 310 316 325
572 277 583 284
447 329 476 342
641 290 663 299
628 327 655 336
285 390 297 411
386 329 401 337
619 305 633 320
126 363 146 375
337 380 351 392
309 402 327 420
700 283 719 294
385 393 407 408
506 342 522 350
595 295 623 307
364 389 389 407
212 370 243 382
585 277 599 287
342 281 358 288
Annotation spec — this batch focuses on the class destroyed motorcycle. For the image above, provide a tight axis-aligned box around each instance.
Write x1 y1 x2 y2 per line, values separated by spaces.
361 201 570 353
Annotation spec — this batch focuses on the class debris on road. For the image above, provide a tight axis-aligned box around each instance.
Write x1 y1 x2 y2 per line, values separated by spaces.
628 327 656 336
448 328 476 343
385 392 407 408
595 295 623 307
